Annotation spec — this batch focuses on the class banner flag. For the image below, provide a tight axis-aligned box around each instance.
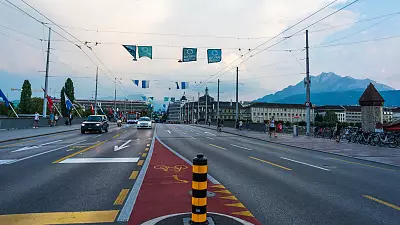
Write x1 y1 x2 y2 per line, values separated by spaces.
141 96 147 101
175 82 180 89
122 45 137 61
164 97 169 102
181 82 189 89
207 49 222 63
163 104 166 108
182 48 197 62
171 97 176 102
148 97 154 101
64 94 73 112
132 80 139 86
0 89 10 107
138 46 152 59
142 80 150 88
46 95 54 112
91 104 94 114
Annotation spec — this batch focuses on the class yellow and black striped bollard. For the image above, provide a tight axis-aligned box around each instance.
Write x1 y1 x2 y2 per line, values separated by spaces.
191 154 208 224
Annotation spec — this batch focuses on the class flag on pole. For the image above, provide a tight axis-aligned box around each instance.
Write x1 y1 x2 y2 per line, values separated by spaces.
181 82 189 89
0 89 10 107
122 45 137 61
132 80 139 86
164 97 169 102
171 97 176 102
142 80 150 88
175 82 180 89
138 46 153 59
91 104 94 114
207 49 222 63
163 104 166 108
46 95 54 112
64 94 73 112
141 96 147 101
148 97 154 101
182 48 197 62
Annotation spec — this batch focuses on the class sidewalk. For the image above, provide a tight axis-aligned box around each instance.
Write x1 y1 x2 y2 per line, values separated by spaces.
195 124 400 167
0 124 81 143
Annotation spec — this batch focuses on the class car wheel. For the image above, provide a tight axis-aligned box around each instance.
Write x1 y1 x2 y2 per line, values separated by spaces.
81 130 85 134
99 129 103 134
105 128 108 132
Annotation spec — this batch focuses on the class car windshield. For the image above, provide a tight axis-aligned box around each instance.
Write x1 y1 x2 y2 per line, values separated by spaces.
138 117 151 121
86 116 102 122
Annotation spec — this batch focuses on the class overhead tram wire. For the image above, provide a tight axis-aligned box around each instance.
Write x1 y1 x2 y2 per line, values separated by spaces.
199 0 362 89
191 0 340 92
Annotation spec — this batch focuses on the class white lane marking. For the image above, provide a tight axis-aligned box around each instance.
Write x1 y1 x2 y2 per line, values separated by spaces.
166 130 171 134
11 140 87 164
206 137 214 140
12 140 63 152
0 159 17 165
59 158 139 163
41 140 63 146
230 144 252 151
114 140 132 151
197 133 201 135
189 136 196 139
92 134 102 139
280 157 331 171
204 132 216 136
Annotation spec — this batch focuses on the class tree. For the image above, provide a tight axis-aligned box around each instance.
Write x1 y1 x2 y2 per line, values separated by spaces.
30 97 43 114
0 103 8 116
298 120 306 126
60 87 67 116
323 110 338 122
19 80 32 114
64 78 75 102
315 113 323 122
284 121 292 127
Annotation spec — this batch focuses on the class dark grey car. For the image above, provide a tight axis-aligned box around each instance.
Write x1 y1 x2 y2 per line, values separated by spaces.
81 115 109 134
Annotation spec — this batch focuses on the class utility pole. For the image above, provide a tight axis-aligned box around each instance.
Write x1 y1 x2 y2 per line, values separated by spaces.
192 96 194 124
94 67 98 115
205 87 208 125
217 79 220 128
197 92 200 122
42 27 51 118
235 67 239 124
114 78 117 117
305 30 311 136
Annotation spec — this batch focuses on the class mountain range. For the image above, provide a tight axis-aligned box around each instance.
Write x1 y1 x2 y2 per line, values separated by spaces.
255 72 400 106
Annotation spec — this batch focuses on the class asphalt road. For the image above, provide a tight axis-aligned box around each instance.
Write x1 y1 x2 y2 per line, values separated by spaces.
157 124 400 225
0 124 154 224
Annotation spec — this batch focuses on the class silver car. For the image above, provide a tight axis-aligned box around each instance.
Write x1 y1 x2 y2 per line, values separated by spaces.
137 117 152 129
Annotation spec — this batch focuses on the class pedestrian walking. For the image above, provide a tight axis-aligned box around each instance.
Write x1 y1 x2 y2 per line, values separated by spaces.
69 112 73 125
245 120 250 131
33 112 39 128
49 112 55 127
208 118 211 127
54 114 59 126
239 120 243 131
268 116 276 138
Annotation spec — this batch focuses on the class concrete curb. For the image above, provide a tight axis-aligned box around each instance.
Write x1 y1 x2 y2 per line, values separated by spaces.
192 125 400 169
0 128 80 144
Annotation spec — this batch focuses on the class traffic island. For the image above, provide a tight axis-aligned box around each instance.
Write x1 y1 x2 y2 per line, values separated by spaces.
127 138 260 225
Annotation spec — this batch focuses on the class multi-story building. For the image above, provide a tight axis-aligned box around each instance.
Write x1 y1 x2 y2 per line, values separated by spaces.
244 102 315 123
393 107 400 121
167 102 181 122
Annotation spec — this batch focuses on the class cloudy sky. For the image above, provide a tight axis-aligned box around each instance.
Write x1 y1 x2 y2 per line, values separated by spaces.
1 0 399 104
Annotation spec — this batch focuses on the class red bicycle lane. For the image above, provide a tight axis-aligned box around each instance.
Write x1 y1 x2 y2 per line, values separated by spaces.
128 139 261 225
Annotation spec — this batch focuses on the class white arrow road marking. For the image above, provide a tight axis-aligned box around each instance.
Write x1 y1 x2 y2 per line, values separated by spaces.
279 157 331 171
166 130 171 134
0 159 17 165
114 140 132 152
205 132 216 136
230 144 252 151
206 137 214 140
12 140 63 153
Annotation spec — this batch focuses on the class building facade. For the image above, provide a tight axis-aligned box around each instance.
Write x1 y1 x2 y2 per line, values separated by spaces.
359 83 385 132
245 102 315 123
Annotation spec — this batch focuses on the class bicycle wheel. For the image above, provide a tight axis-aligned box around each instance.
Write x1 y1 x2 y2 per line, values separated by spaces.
388 136 398 148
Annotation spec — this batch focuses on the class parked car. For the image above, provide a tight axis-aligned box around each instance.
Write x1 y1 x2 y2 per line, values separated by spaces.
137 117 152 129
81 115 109 134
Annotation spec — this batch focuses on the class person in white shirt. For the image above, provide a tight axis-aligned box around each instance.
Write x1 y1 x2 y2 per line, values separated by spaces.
269 117 277 138
33 112 39 128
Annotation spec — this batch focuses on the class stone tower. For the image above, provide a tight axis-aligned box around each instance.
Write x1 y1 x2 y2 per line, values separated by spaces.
358 83 385 132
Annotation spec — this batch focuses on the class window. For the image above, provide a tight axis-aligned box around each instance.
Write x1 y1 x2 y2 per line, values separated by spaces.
273 113 275 116
303 114 306 117
269 113 271 115
281 113 283 116
284 108 287 112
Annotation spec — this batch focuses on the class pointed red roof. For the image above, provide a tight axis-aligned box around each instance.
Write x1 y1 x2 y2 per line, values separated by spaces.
358 83 385 106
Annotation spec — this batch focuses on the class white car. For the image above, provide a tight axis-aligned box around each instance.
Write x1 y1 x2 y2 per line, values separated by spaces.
137 117 152 129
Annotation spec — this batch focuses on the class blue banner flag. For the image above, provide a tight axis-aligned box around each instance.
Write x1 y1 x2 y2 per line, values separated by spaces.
182 48 197 62
170 97 176 102
163 104 166 108
64 93 73 112
138 46 152 59
132 80 139 86
141 96 147 101
207 49 222 63
181 82 189 89
142 80 150 88
175 82 180 89
164 97 169 102
0 89 10 107
122 45 137 61
148 97 154 101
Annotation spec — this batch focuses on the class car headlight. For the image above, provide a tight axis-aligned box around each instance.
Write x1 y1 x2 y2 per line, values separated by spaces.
81 124 85 126
96 124 101 126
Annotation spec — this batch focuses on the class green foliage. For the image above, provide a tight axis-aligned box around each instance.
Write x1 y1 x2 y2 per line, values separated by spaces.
19 80 32 114
315 113 323 122
84 108 93 117
64 78 75 102
298 120 306 126
323 110 338 122
30 97 44 114
60 87 67 117
0 103 8 116
284 121 292 127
